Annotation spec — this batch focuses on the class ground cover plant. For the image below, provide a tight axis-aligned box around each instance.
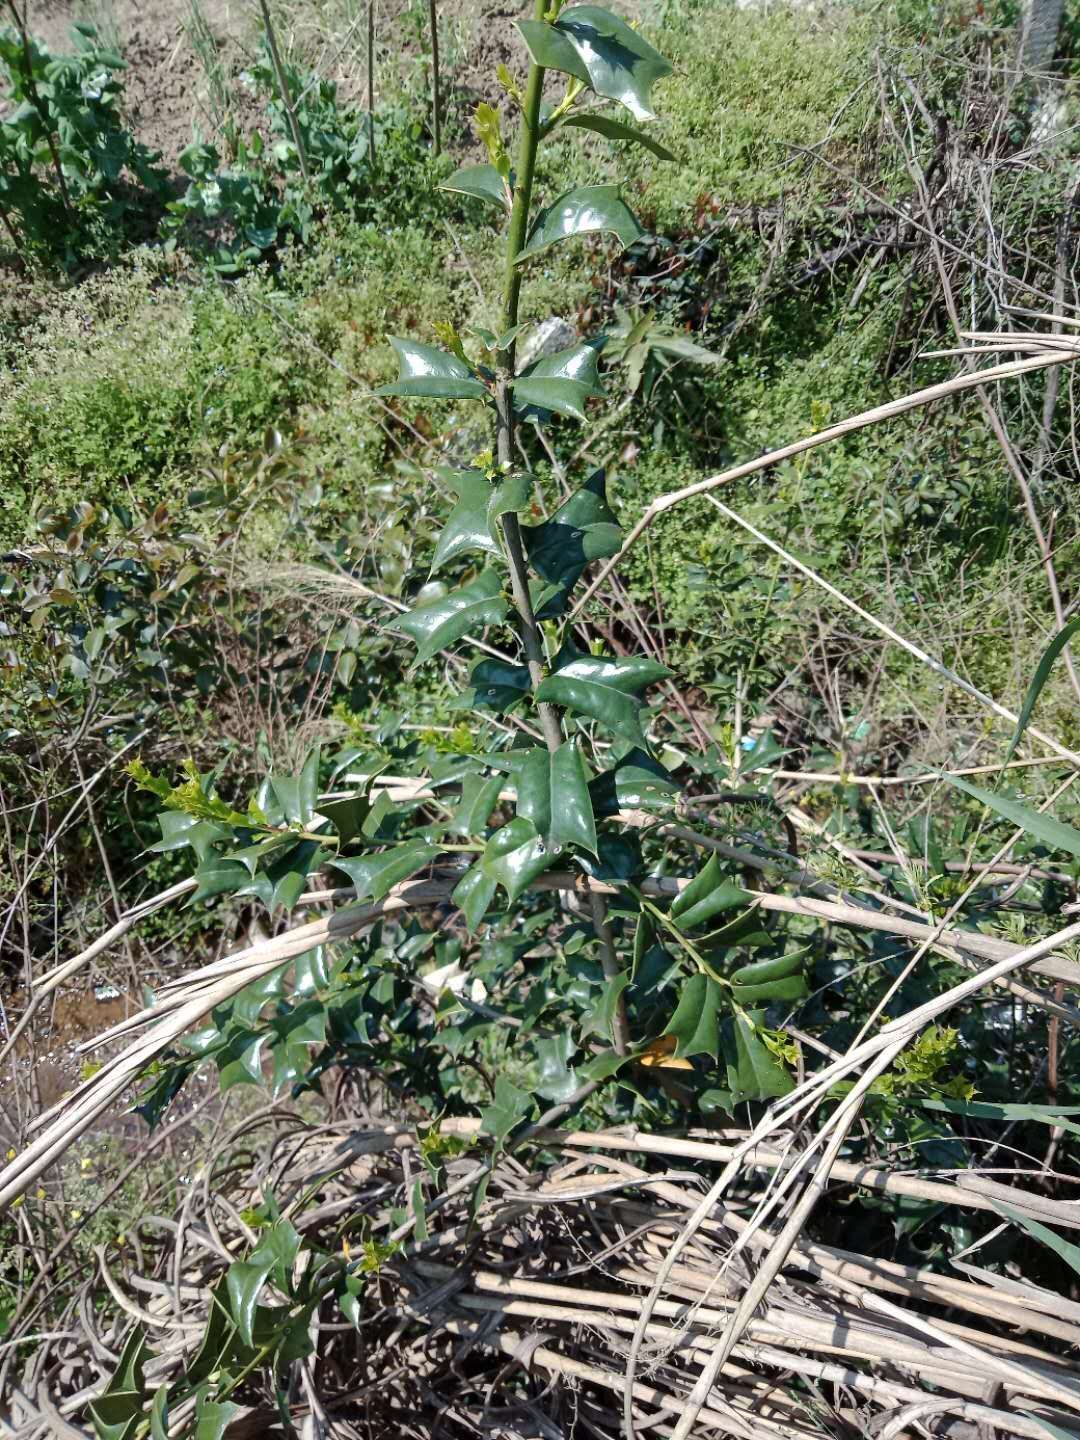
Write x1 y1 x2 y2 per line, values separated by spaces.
5 0 1080 1435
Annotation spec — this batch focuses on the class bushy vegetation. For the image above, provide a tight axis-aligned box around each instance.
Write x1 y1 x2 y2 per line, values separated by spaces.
4 0 1080 1432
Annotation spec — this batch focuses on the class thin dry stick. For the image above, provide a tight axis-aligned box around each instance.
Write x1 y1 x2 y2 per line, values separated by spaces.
572 341 1080 618
427 0 441 155
257 0 310 181
367 0 375 165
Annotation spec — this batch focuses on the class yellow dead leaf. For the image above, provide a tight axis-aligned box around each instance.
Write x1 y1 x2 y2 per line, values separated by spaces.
637 1035 694 1070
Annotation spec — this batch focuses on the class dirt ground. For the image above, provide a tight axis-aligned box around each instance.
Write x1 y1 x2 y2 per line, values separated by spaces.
24 0 643 166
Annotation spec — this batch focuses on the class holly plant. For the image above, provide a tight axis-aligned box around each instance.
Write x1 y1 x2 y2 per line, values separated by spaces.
105 7 816 1427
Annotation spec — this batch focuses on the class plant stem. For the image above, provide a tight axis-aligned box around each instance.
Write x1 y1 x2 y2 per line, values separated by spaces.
367 0 376 166
589 890 629 1054
428 0 442 156
5 0 72 217
494 0 562 756
258 0 310 182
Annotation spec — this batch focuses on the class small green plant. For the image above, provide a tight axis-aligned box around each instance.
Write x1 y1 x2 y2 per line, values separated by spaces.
165 45 447 273
0 20 168 267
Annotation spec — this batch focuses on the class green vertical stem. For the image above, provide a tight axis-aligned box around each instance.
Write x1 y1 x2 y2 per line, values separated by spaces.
258 0 310 182
367 0 376 166
5 0 71 216
493 0 628 1027
494 0 561 756
428 0 442 156
590 891 630 1055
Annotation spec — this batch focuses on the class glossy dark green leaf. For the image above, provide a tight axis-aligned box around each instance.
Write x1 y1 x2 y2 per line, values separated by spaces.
149 1388 169 1440
731 1011 793 1100
518 184 641 261
271 747 319 826
293 945 331 994
232 968 288 1026
452 861 499 930
510 340 605 421
189 859 250 905
581 971 630 1044
242 838 324 913
454 656 532 713
666 973 723 1059
389 568 509 666
731 974 807 1005
316 794 366 845
217 1028 267 1092
453 771 504 836
482 816 561 904
590 747 679 817
225 1220 300 1348
518 6 672 121
87 1394 142 1440
329 840 438 900
194 1399 241 1440
730 952 804 986
376 337 489 401
430 470 530 573
670 856 751 932
536 649 670 745
578 1046 634 1082
480 1074 535 1145
440 162 511 208
523 470 622 612
149 810 225 862
515 740 597 855
535 1032 581 1101
559 112 675 160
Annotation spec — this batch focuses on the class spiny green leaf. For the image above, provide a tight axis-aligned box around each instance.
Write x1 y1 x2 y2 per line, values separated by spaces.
452 771 504 835
523 469 622 613
482 816 561 904
430 469 530 573
389 568 509 667
319 792 373 846
454 655 533 713
376 337 489 401
518 6 672 121
559 111 675 160
536 649 670 745
666 973 722 1059
535 1031 582 1101
149 1388 169 1440
731 974 807 1005
480 1074 535 1145
452 861 499 930
194 1399 241 1440
581 971 630 1045
189 858 250 905
329 839 438 900
510 339 605 421
515 740 598 855
440 162 511 208
731 1011 794 1101
149 810 225 862
518 183 642 261
590 747 679 817
943 774 1080 862
670 856 751 932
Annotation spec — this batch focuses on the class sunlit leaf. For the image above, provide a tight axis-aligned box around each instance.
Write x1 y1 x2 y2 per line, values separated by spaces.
389 568 509 666
944 774 1080 861
559 111 675 160
480 1074 535 1144
440 162 511 208
515 740 598 855
536 647 670 745
510 340 606 421
536 1032 581 1101
482 816 561 904
430 469 530 573
666 973 722 1059
452 861 499 930
518 184 642 260
670 856 751 932
376 336 489 401
518 6 672 121
329 839 438 900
